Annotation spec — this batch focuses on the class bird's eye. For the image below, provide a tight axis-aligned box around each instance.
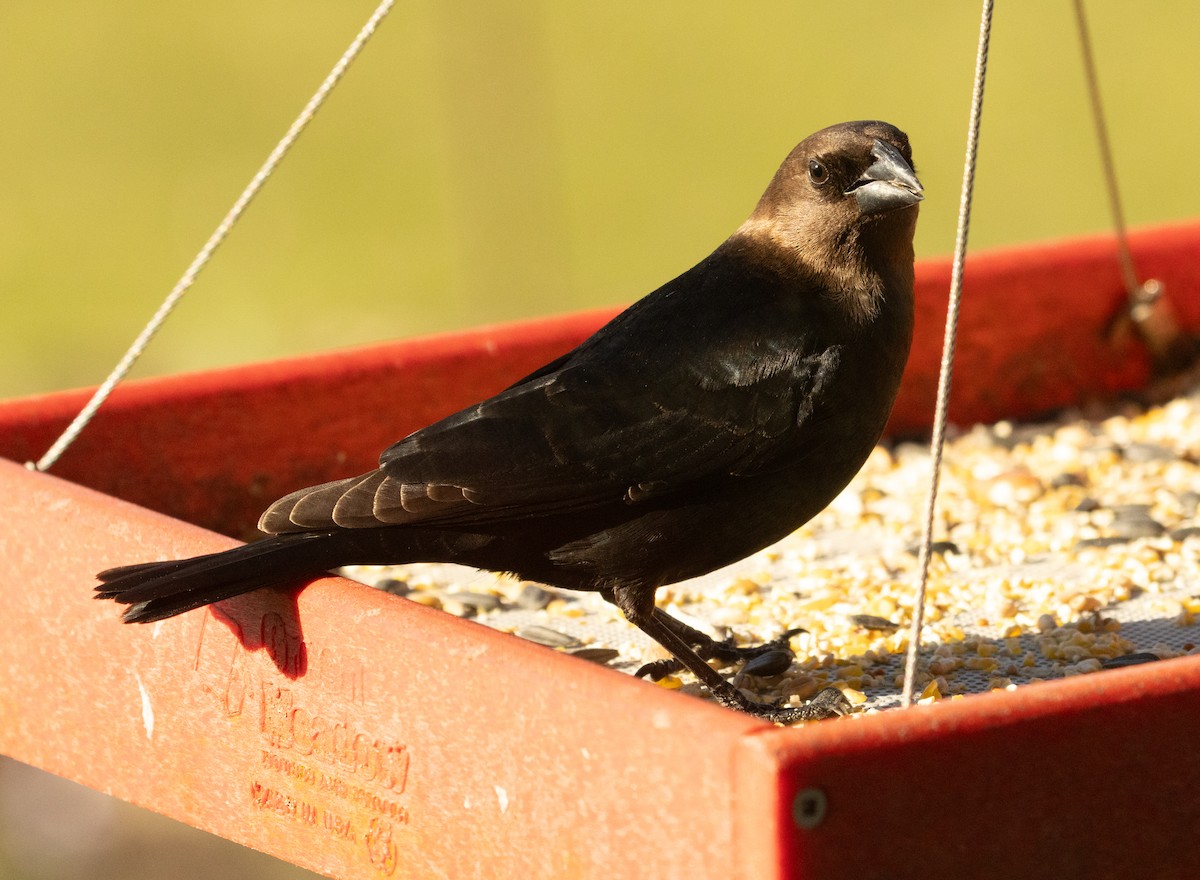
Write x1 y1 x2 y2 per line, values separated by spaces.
807 159 828 185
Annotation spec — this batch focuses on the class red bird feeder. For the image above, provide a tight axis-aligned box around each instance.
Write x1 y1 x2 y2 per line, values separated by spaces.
2 221 1199 879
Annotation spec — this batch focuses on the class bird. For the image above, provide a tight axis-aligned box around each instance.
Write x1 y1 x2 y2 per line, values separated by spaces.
97 120 923 724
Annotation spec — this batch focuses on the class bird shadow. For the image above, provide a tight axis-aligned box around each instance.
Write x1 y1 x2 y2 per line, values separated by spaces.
208 586 308 680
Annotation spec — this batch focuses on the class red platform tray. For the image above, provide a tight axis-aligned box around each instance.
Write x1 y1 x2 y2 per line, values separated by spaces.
2 221 1199 879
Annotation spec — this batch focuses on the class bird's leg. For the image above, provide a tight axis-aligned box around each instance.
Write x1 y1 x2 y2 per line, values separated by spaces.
635 609 732 680
636 607 804 681
607 584 850 723
606 602 738 680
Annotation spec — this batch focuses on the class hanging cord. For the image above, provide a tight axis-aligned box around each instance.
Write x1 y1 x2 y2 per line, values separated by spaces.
28 0 396 474
1074 0 1194 376
1072 0 1142 300
900 0 994 709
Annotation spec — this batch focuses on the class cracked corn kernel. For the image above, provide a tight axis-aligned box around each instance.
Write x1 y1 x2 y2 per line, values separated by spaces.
928 657 959 676
1065 659 1103 675
786 676 821 701
797 594 840 612
832 683 868 706
919 679 943 701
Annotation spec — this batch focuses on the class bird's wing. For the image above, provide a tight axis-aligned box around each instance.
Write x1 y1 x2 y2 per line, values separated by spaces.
261 264 844 534
339 327 840 528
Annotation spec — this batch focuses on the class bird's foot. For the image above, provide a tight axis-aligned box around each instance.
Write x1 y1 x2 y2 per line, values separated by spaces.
634 627 804 681
634 657 682 681
715 685 852 724
709 626 806 663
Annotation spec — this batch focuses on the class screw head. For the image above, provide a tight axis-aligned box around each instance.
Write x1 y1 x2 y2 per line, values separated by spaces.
792 787 827 829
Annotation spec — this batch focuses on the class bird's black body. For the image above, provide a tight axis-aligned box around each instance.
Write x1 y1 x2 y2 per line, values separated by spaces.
98 121 922 723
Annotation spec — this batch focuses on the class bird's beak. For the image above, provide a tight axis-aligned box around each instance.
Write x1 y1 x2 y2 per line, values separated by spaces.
846 139 924 215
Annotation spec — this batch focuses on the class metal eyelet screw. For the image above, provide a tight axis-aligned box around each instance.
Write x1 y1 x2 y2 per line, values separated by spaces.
792 788 827 829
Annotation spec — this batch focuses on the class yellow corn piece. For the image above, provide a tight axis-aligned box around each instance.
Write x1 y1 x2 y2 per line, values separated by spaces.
919 679 943 701
408 594 443 609
797 594 840 612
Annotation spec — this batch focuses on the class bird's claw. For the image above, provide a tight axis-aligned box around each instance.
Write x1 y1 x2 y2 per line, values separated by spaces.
708 626 805 663
717 686 851 724
635 657 684 681
635 626 806 680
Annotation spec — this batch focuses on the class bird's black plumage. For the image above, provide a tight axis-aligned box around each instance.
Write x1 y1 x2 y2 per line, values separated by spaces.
97 120 923 723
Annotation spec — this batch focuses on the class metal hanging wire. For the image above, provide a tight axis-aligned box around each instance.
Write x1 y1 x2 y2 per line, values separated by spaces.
1074 0 1195 377
1073 0 1145 302
901 0 1193 708
900 0 994 709
28 0 396 474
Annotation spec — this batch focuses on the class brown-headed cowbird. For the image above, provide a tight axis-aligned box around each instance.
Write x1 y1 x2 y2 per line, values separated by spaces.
98 120 922 723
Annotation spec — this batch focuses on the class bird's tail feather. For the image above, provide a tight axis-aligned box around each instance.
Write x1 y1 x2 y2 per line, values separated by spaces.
95 532 343 624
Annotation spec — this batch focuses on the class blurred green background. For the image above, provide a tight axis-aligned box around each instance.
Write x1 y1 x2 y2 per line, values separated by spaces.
1 2 1197 878
2 1 1197 403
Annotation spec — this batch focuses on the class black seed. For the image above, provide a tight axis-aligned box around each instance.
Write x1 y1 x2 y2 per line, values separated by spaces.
1101 652 1161 669
516 583 555 610
1109 503 1153 521
1075 536 1130 550
518 625 582 649
848 614 900 633
569 647 621 664
1108 516 1165 540
1050 472 1087 489
375 578 411 596
1178 492 1200 518
445 591 502 612
742 650 794 678
1122 442 1176 463
905 540 959 557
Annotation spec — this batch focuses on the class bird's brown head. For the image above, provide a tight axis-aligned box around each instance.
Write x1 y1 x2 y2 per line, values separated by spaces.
735 120 923 322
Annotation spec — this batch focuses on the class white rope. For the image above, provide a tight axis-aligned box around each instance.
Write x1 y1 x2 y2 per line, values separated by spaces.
901 0 994 709
28 0 396 473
